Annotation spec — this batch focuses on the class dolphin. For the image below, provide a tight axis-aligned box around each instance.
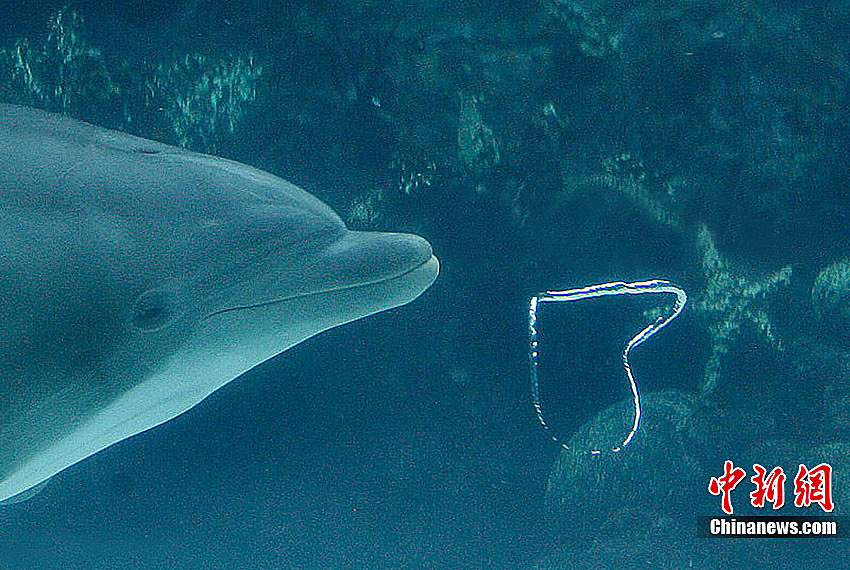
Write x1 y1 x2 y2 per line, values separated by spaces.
0 103 438 504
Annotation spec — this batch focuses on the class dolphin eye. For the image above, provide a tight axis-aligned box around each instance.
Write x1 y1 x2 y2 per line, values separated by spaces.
131 289 176 331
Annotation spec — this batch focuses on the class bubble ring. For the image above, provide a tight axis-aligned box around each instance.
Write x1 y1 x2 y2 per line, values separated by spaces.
529 280 687 453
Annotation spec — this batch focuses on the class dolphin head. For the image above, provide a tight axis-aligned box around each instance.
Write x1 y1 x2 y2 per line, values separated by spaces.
121 153 439 369
0 104 438 503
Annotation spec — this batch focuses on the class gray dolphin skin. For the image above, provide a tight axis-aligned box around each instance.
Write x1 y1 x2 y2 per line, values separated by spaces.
0 104 438 504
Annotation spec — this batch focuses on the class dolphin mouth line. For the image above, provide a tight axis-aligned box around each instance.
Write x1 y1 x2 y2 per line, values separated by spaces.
203 255 437 320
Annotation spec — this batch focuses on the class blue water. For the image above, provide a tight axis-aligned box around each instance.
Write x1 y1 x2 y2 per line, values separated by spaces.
1 1 847 568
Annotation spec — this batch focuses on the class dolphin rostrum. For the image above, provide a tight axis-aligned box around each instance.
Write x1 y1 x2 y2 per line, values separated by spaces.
0 104 438 504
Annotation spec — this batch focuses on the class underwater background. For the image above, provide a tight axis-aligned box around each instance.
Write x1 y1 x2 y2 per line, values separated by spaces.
0 1 847 568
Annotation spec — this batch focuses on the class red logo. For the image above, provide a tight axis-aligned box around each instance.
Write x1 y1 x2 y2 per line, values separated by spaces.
709 461 834 515
750 464 786 510
708 460 746 515
793 463 834 513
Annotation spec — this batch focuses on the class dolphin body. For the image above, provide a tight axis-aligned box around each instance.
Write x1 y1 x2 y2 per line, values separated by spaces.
0 104 438 504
